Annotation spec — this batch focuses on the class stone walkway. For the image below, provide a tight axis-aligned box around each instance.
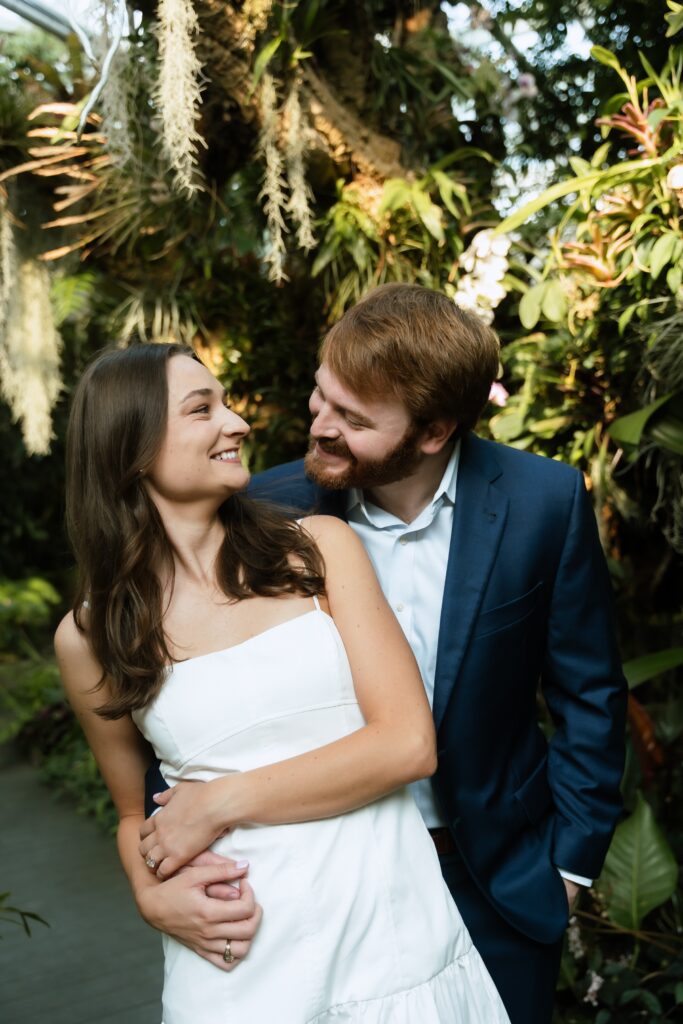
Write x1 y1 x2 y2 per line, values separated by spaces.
0 759 162 1024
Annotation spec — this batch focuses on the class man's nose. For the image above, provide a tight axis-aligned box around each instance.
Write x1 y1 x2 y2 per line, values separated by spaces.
310 402 340 438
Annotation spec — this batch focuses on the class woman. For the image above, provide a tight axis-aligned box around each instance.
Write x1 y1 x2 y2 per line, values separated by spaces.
55 343 509 1023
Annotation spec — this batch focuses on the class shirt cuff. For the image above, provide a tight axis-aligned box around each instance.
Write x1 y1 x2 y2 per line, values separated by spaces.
557 868 593 887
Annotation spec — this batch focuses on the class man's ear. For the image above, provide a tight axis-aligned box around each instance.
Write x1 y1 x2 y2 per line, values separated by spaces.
419 418 458 455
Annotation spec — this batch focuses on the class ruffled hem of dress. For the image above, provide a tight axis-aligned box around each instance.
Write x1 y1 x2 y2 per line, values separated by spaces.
305 946 511 1024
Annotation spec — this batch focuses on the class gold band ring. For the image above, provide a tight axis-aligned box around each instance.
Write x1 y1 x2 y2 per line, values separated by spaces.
223 939 235 964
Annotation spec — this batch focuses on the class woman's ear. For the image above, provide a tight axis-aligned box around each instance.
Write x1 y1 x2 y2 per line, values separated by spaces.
419 418 458 455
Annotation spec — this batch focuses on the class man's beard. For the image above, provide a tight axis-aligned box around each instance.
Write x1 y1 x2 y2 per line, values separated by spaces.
304 425 423 491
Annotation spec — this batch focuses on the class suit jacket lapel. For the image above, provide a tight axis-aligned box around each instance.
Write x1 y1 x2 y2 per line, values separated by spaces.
433 435 508 731
315 487 348 519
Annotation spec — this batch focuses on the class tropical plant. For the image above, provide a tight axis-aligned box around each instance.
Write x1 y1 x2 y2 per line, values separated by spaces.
0 7 681 1018
494 16 683 561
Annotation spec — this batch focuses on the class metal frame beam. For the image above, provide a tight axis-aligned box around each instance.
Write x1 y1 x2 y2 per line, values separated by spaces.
0 0 72 40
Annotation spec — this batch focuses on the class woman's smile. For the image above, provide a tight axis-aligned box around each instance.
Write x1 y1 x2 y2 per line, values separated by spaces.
211 448 241 462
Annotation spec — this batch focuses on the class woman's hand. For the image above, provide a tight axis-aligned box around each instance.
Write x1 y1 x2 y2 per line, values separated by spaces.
139 779 232 878
137 851 262 972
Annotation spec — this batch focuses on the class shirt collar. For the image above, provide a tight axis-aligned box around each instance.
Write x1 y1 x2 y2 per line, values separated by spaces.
346 438 460 521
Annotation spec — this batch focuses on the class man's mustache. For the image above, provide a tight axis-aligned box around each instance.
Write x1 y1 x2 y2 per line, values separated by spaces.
309 436 354 460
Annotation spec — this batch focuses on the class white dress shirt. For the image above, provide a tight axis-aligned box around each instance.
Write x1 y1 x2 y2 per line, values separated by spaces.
347 443 460 827
346 440 591 887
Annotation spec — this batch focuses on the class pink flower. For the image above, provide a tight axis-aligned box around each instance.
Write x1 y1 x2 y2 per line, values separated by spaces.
488 382 509 407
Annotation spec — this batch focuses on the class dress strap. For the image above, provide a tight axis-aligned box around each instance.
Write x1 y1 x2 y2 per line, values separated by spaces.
312 595 321 611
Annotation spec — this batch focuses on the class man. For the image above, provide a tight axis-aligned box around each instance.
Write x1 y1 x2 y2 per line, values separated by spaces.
145 283 627 1023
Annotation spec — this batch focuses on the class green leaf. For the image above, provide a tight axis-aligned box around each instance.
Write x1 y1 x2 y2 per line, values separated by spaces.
667 263 682 294
650 232 682 278
541 279 567 323
411 188 444 243
647 106 669 131
311 240 338 277
675 981 683 1004
618 302 640 336
608 393 675 446
489 408 526 442
639 991 662 1014
377 178 412 215
569 156 591 177
591 142 611 168
495 174 600 233
290 45 313 63
665 0 683 36
529 415 572 435
649 412 683 454
252 36 283 90
494 156 664 235
519 283 546 329
623 647 683 688
431 170 466 219
639 52 666 94
591 46 622 73
632 212 659 234
595 791 679 929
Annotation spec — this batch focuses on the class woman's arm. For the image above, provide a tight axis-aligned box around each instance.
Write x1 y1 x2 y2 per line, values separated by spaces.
54 613 262 970
141 516 436 878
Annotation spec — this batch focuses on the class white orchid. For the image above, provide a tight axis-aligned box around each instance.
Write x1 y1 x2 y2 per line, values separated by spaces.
454 230 511 324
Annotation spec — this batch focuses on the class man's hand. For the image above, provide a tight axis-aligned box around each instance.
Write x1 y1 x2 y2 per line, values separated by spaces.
563 877 581 913
137 851 262 972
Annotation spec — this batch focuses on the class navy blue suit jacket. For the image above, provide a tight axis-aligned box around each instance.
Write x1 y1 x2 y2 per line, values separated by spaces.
247 432 627 944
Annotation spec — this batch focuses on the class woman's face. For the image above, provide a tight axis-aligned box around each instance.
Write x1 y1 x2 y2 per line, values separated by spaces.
143 355 250 508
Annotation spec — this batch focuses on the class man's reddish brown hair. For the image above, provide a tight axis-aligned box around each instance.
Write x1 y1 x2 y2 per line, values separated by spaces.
320 283 500 432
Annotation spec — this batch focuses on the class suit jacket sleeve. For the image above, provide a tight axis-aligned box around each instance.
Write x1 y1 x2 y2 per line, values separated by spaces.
543 471 628 880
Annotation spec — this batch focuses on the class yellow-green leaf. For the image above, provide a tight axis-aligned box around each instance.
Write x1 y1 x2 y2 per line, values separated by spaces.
591 142 611 168
412 188 444 243
252 36 284 90
529 415 572 435
650 232 682 278
377 178 411 215
623 647 683 689
489 408 526 442
665 0 683 36
609 393 674 446
618 302 640 336
494 156 663 236
591 46 622 73
569 156 591 177
519 283 546 329
667 263 682 294
432 170 466 219
541 279 567 323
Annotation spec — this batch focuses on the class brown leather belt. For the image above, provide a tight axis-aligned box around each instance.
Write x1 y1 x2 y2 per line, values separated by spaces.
429 827 458 856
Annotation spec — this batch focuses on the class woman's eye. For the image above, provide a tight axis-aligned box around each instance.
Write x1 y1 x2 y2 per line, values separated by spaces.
192 404 210 414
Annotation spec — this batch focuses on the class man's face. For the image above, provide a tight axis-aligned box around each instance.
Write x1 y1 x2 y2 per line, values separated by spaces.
305 363 424 490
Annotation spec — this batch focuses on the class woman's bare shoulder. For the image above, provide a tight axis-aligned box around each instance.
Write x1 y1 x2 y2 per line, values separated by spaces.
298 514 359 551
54 609 95 674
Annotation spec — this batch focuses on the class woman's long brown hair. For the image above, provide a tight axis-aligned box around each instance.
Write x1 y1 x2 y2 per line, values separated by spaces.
65 343 324 719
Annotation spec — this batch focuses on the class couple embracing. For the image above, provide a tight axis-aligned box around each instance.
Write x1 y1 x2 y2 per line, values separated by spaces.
56 283 627 1023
